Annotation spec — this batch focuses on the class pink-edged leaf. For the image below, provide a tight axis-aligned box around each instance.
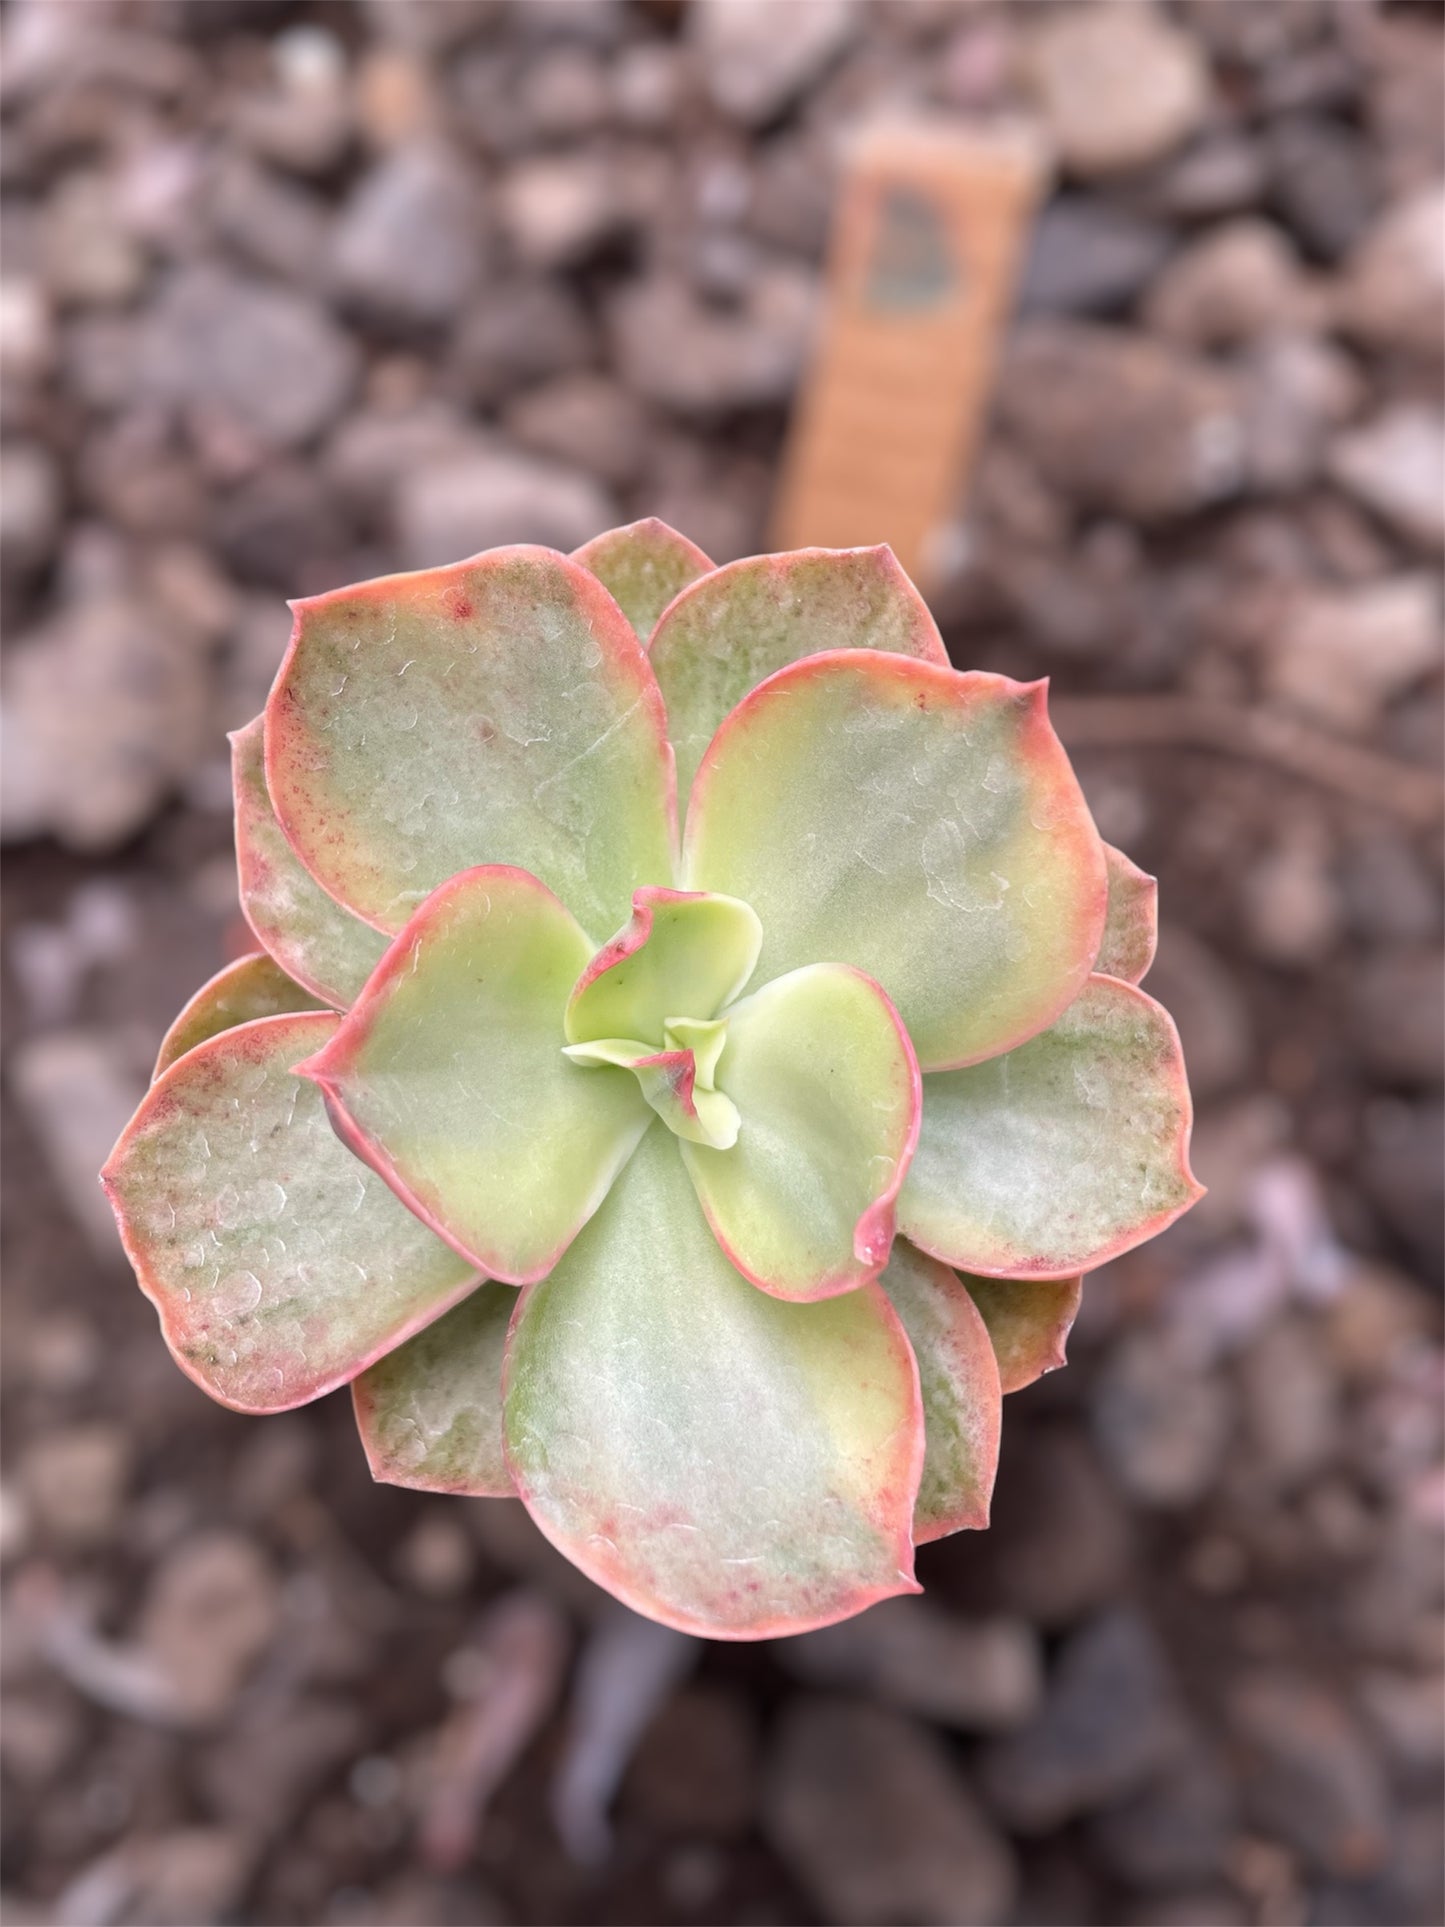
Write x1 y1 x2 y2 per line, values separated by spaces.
650 545 949 803
153 952 325 1079
297 866 651 1286
231 716 388 1006
353 1281 516 1497
103 1012 480 1415
503 1124 924 1639
562 1035 741 1149
900 974 1203 1279
878 1241 1002 1543
265 545 677 942
684 653 1108 1072
962 1274 1083 1395
564 886 762 1047
572 517 715 643
680 964 921 1302
1097 843 1158 985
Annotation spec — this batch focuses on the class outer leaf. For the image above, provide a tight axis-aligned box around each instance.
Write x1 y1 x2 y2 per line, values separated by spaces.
1097 843 1158 985
231 717 388 1006
650 545 950 802
900 975 1203 1279
266 546 677 942
298 867 650 1285
352 1282 515 1496
153 952 325 1079
685 654 1107 1072
572 517 715 643
565 887 762 1047
878 1241 1002 1543
680 965 920 1302
102 1012 479 1414
503 1125 924 1639
963 1274 1083 1395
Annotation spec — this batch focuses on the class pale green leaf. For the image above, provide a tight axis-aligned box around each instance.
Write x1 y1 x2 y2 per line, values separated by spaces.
153 952 325 1079
572 517 715 642
1096 843 1158 985
565 888 761 1047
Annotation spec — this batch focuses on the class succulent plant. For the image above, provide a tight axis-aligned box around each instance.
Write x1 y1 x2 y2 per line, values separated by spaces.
104 521 1200 1639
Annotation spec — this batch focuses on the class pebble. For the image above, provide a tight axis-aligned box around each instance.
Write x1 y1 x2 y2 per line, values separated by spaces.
448 279 595 405
330 144 486 327
1239 332 1362 494
1089 1738 1236 1886
1228 1671 1390 1876
768 1698 1017 1926
1025 5 1210 179
1267 114 1381 262
979 1607 1191 1830
8 1028 147 1255
1329 404 1445 553
610 267 816 414
1336 183 1445 356
395 444 614 568
1238 1314 1341 1490
498 154 623 269
0 440 60 579
624 1687 758 1839
1144 218 1321 346
1265 575 1441 732
55 1827 253 1927
1350 947 1445 1087
39 171 147 308
694 0 860 127
208 155 331 288
1145 927 1254 1099
1092 1323 1234 1508
199 1696 364 1834
137 1532 281 1724
19 1424 133 1549
395 1512 476 1598
1241 817 1342 966
1018 198 1176 317
503 374 649 487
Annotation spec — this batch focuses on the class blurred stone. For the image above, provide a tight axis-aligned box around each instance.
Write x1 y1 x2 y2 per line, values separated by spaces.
57 1828 253 1927
1238 1314 1340 1490
1239 333 1362 494
1336 183 1445 356
19 1423 132 1548
783 1598 1042 1732
213 461 354 592
138 1532 280 1724
1228 1672 1389 1876
232 27 351 176
39 170 146 307
1362 1099 1444 1280
625 1687 757 1839
1267 115 1380 262
0 1688 82 1790
323 401 476 522
503 374 649 487
1152 133 1269 218
768 1698 1017 1926
612 43 682 132
979 1608 1190 1830
1241 817 1342 966
498 154 623 268
610 268 816 414
1093 1324 1234 1508
1144 219 1320 346
1358 1667 1445 1774
448 280 594 405
1265 575 1441 732
396 1512 476 1598
395 445 613 566
521 46 609 140
693 0 860 128
1018 198 1175 317
200 1697 363 1834
9 1029 146 1255
1329 405 1445 552
140 265 358 450
331 144 486 327
1025 5 1209 179
1350 947 1445 1087
0 440 60 578
997 323 1244 523
209 156 330 286
1146 927 1252 1099
1186 1094 1292 1236
362 0 500 49
1089 1738 1235 1886
355 44 441 150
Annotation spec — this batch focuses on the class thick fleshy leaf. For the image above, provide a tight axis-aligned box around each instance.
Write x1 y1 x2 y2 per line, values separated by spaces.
503 1125 924 1638
231 717 388 1006
878 1241 1002 1543
562 1036 741 1149
265 546 677 941
680 965 920 1301
1097 843 1158 985
102 1012 479 1414
352 1282 516 1496
298 867 650 1285
963 1274 1083 1395
900 974 1203 1279
572 518 715 643
685 654 1107 1072
650 546 949 802
565 887 762 1047
153 952 325 1079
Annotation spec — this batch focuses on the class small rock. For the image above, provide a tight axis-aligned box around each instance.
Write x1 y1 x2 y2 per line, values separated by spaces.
0 441 61 579
520 46 609 140
448 279 595 405
200 1696 364 1833
1144 219 1321 347
58 1828 253 1927
19 1424 132 1548
997 322 1245 523
395 444 613 566
610 268 816 414
1018 197 1175 317
783 1597 1042 1731
1026 5 1210 179
1238 1314 1340 1489
1329 404 1445 552
498 154 623 269
1239 332 1363 494
362 0 500 49
232 24 351 176
625 1687 757 1839
1145 927 1253 1099
1241 817 1342 966
1228 1671 1390 1876
396 1511 476 1598
503 374 649 487
40 170 147 307
322 401 477 522
140 264 358 450
1089 1738 1236 1886
1093 1323 1234 1508
1152 133 1270 219
0 275 53 388
9 1029 146 1254
208 155 331 287
612 43 682 131
693 0 860 127
1350 947 1445 1087
0 1688 82 1790
1361 1099 1444 1279
137 1532 280 1724
1336 183 1445 356
1265 575 1441 732
354 44 441 150
768 1698 1017 1926
1267 114 1381 262
979 1608 1190 1830
331 144 486 327
1357 1667 1445 1774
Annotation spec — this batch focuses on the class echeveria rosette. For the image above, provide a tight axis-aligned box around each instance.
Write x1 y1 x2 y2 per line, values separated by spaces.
102 520 1202 1640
